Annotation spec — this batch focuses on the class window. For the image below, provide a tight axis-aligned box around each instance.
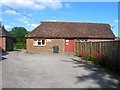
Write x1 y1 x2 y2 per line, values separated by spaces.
33 39 46 46
80 39 87 42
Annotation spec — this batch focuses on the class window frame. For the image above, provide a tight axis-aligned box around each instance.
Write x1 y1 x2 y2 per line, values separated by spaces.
79 39 87 42
33 39 46 46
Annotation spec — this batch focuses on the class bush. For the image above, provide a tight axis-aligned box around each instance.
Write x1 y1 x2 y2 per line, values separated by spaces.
76 50 119 73
83 54 94 61
75 52 81 57
78 50 113 67
96 56 111 66
14 43 26 49
10 27 28 50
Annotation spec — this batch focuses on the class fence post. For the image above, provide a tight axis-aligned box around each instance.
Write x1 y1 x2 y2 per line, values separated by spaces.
99 42 102 54
90 42 92 55
85 42 86 53
76 42 78 53
75 42 76 53
78 42 80 55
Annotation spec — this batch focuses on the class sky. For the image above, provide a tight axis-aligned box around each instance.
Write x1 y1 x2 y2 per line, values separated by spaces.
0 0 119 37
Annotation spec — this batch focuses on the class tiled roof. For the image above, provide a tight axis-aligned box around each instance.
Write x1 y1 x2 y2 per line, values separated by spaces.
0 26 10 37
27 22 115 39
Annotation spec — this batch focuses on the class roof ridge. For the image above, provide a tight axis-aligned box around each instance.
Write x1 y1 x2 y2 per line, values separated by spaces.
41 21 109 25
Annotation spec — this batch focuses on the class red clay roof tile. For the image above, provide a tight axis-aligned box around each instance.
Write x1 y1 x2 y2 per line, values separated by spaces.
26 22 115 39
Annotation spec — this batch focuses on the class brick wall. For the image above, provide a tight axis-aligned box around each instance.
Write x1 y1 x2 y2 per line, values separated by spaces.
26 38 64 53
2 37 6 51
0 37 6 51
0 37 13 52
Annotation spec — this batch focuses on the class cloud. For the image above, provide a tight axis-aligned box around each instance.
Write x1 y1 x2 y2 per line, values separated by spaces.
26 24 31 27
27 23 39 28
39 0 62 9
26 23 39 31
114 19 120 23
4 25 12 30
34 4 45 9
64 3 71 8
44 20 58 22
4 10 19 15
31 23 39 27
2 0 62 10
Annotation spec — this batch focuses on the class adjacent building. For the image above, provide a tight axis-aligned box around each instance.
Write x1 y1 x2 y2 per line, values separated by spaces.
0 26 13 52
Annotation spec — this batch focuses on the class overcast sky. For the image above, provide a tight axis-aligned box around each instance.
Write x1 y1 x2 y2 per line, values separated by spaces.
1 0 119 37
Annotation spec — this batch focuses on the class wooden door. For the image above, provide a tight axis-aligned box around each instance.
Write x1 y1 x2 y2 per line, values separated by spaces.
64 39 74 52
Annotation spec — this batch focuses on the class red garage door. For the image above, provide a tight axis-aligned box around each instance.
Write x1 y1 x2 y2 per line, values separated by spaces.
64 39 74 52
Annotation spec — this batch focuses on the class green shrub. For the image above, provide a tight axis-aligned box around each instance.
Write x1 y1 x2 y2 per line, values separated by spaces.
94 55 112 67
83 55 94 61
14 43 26 49
78 50 118 71
75 52 81 57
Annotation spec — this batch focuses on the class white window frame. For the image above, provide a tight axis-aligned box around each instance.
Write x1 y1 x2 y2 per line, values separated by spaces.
33 39 46 46
80 39 87 42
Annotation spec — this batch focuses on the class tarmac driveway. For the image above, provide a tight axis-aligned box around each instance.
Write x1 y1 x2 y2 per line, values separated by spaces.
1 50 119 88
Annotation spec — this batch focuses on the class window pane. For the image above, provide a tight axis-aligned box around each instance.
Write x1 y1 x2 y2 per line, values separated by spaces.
42 40 45 44
38 42 41 45
38 40 41 41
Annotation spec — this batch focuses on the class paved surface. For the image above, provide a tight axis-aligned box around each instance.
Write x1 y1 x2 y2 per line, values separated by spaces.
1 50 119 88
0 62 2 90
0 52 2 90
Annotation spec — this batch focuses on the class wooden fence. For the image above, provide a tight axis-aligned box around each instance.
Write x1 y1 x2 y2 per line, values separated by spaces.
75 40 120 69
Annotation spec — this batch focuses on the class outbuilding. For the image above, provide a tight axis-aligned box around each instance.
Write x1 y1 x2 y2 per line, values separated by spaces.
0 26 13 52
26 21 115 53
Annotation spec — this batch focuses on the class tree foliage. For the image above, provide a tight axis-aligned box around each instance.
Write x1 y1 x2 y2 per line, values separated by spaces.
10 27 28 49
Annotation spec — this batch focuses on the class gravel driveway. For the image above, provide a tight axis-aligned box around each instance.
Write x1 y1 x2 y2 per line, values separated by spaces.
1 50 119 88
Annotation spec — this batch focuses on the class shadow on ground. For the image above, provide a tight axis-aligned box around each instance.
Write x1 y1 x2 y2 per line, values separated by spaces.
0 52 8 61
2 52 8 56
0 57 7 61
61 57 119 88
71 58 119 88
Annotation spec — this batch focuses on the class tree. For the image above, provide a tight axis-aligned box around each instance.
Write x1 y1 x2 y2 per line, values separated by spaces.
10 27 28 49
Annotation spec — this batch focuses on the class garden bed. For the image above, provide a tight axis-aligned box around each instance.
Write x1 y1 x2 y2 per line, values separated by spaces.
75 51 120 76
